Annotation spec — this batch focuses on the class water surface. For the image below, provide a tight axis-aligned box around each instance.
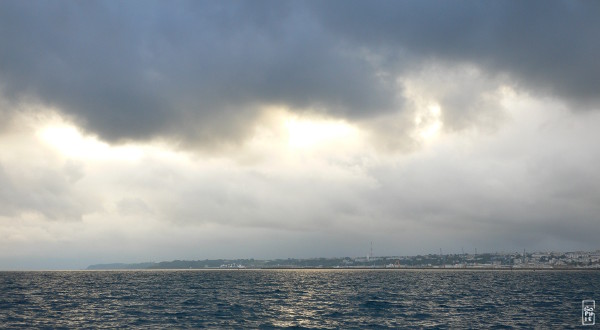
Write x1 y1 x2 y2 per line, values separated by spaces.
1 269 598 328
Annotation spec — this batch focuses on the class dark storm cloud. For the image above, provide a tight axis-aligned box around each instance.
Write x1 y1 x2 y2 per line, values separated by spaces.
0 1 598 146
0 1 394 146
312 1 600 107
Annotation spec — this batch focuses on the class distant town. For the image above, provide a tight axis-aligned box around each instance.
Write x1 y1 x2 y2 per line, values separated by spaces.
87 249 600 270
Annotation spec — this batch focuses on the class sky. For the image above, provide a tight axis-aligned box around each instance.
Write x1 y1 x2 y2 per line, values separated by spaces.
1 1 599 270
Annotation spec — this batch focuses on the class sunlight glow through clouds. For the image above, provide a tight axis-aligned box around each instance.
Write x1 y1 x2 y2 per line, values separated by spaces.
414 103 443 142
247 106 366 158
37 124 144 161
285 115 360 149
34 108 371 172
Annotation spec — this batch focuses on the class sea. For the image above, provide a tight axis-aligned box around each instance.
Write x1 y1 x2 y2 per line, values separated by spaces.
1 269 598 328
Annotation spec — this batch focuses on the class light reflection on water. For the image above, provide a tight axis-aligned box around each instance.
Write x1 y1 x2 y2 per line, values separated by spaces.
0 269 597 328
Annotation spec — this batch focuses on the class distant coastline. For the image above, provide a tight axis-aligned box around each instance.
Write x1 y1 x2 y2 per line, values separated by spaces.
82 267 599 271
87 249 600 270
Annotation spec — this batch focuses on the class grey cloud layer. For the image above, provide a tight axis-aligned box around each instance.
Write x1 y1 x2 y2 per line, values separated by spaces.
1 1 598 146
1 100 599 267
0 161 93 221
